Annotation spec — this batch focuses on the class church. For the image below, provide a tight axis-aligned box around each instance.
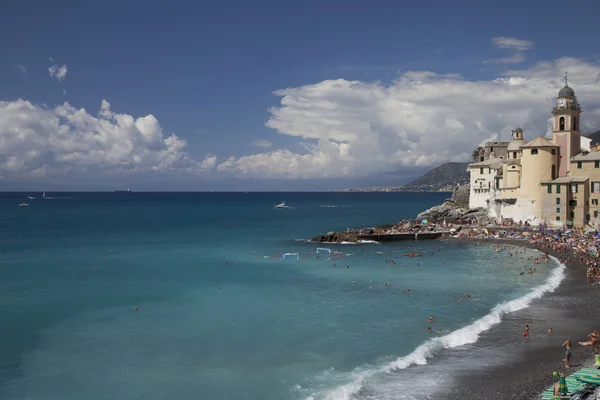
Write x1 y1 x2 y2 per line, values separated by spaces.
468 76 600 228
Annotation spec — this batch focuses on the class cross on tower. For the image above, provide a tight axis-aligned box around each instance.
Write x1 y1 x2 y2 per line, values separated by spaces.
564 69 568 86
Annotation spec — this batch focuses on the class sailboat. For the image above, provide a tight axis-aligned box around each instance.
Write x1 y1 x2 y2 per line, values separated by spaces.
41 191 46 199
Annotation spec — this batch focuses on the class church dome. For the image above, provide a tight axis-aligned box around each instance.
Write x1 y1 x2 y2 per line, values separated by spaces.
507 138 526 151
558 85 575 97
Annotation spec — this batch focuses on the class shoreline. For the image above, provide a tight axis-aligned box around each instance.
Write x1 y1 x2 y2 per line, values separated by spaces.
441 237 600 399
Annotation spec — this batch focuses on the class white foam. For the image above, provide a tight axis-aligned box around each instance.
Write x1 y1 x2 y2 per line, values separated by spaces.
388 255 565 370
306 255 566 400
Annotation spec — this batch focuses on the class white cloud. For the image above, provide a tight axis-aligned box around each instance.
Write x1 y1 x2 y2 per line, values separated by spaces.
251 139 273 148
13 64 27 77
48 57 68 81
0 99 212 178
200 155 217 169
492 36 533 51
483 52 526 65
217 57 600 179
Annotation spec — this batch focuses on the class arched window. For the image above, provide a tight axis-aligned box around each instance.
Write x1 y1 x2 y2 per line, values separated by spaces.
552 164 556 179
513 152 517 159
559 117 565 130
573 117 578 130
531 149 538 155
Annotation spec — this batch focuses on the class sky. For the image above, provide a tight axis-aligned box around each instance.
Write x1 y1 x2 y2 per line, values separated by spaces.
2 0 600 191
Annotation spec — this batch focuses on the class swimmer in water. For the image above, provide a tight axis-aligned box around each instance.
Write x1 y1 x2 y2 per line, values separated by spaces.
353 281 356 285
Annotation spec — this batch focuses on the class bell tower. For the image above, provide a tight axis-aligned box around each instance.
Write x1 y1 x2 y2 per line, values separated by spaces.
552 71 581 177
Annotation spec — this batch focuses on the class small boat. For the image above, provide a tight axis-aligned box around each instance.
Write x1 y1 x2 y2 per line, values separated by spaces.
494 249 502 253
275 201 290 209
404 253 423 257
18 202 29 207
27 196 35 200
41 191 46 199
114 189 131 193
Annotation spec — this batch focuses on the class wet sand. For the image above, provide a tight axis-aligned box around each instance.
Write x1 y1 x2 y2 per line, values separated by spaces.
444 238 600 399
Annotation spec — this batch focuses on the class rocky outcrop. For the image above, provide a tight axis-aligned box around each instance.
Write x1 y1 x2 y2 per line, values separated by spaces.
416 183 488 223
417 202 487 224
450 184 470 209
311 231 359 243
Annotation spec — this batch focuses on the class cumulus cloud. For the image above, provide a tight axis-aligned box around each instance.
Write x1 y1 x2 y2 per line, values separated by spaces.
251 139 273 148
217 57 600 179
48 57 67 81
13 64 27 77
492 36 533 51
0 99 211 178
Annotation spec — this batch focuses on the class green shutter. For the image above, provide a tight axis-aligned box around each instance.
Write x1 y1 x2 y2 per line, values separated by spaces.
595 161 600 168
547 185 552 193
556 185 561 193
578 161 582 169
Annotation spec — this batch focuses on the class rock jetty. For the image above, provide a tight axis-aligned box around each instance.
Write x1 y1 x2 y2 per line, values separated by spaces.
311 184 488 243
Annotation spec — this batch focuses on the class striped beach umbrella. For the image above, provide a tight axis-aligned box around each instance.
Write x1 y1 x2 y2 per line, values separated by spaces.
558 373 568 395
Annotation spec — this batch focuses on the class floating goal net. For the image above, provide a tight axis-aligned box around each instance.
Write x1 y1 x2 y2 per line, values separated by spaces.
316 248 332 255
281 253 299 260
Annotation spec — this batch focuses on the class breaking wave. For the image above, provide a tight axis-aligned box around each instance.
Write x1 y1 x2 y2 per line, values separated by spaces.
305 255 566 400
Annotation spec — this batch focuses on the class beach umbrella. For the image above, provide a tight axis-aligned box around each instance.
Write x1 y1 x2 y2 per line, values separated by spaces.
421 219 428 224
558 373 568 395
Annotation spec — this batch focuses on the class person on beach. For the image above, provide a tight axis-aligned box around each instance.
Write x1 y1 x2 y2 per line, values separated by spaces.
524 325 529 339
578 330 599 354
562 337 572 368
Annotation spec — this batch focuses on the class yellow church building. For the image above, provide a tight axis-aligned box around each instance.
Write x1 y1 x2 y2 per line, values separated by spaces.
468 77 600 228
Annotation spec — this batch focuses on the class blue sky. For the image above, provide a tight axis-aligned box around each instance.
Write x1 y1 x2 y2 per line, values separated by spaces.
2 0 600 190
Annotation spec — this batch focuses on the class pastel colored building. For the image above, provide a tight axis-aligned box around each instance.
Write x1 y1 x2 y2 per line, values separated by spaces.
468 77 598 228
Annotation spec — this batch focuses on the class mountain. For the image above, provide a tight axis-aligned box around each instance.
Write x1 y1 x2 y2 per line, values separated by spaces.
397 162 470 192
584 130 600 145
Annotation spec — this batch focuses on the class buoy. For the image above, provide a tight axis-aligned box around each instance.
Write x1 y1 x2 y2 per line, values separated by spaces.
218 286 221 290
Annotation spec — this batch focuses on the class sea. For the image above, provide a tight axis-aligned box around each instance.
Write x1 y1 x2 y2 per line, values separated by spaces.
0 192 565 400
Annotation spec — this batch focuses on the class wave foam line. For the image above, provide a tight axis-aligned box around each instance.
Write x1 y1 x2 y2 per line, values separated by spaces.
309 255 566 400
387 255 565 370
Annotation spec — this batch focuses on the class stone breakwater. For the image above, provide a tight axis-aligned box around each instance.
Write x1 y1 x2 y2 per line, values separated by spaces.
311 231 447 243
311 184 487 243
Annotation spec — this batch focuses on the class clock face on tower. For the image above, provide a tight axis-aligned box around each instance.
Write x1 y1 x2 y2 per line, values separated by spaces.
557 98 566 107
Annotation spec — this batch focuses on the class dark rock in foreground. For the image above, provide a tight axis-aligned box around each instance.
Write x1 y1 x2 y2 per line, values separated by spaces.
311 231 358 243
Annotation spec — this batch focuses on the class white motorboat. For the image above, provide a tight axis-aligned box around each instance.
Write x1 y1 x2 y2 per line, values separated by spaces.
275 201 290 209
18 202 29 207
27 196 35 200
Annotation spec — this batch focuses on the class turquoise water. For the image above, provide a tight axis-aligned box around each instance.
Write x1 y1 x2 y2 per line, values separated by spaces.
0 192 561 399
